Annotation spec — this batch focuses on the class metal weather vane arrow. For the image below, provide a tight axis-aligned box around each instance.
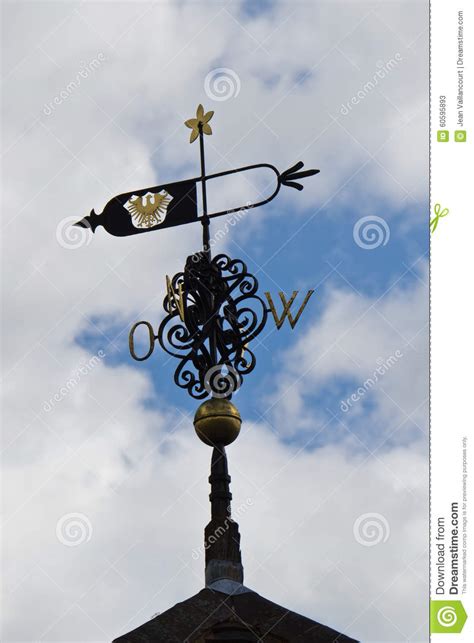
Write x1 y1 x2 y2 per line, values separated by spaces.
76 104 320 400
74 104 319 241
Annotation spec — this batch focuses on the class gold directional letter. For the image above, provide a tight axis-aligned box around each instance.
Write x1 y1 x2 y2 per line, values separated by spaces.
265 290 314 329
166 276 185 321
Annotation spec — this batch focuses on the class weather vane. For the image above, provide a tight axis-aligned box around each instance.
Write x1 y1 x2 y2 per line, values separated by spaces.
75 104 319 401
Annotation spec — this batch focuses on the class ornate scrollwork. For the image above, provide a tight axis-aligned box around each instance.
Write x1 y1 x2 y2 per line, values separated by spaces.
157 252 268 399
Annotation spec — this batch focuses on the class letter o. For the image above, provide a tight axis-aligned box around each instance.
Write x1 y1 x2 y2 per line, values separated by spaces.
129 321 155 361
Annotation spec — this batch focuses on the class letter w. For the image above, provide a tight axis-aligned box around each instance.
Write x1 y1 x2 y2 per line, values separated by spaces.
264 290 314 329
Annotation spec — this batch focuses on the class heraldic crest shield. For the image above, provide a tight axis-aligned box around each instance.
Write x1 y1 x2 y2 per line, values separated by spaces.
124 190 173 229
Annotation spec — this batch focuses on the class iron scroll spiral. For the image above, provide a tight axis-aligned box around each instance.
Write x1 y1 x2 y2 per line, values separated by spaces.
157 252 268 399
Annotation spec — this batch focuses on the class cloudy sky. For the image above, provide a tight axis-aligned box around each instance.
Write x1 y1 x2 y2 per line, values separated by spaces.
1 1 428 641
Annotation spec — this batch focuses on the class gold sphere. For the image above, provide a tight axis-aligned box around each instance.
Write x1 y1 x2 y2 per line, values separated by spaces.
194 398 241 446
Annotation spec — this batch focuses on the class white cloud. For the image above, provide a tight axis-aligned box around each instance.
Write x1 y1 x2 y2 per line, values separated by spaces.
2 400 428 641
1 262 429 641
265 262 428 445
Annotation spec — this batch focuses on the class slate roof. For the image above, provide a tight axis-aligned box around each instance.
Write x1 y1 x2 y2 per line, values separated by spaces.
113 586 358 642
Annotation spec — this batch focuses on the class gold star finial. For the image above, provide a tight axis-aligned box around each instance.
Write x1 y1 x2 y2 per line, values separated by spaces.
184 104 214 143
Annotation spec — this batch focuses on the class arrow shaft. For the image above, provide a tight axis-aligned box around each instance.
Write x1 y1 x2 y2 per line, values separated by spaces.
197 124 218 364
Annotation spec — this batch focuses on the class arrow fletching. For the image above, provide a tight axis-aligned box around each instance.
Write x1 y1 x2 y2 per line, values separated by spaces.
280 162 320 191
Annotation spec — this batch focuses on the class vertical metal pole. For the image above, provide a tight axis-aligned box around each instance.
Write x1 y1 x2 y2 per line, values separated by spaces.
199 123 211 260
198 123 217 367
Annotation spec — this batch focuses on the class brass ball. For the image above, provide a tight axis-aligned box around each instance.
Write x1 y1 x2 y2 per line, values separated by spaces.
194 398 241 447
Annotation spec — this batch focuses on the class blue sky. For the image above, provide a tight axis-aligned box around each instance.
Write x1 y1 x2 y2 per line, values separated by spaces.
77 156 428 441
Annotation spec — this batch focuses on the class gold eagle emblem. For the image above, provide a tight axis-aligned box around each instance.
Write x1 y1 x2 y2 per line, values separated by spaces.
124 191 173 229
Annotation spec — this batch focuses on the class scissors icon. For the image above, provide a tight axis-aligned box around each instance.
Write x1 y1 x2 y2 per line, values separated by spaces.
430 203 449 233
